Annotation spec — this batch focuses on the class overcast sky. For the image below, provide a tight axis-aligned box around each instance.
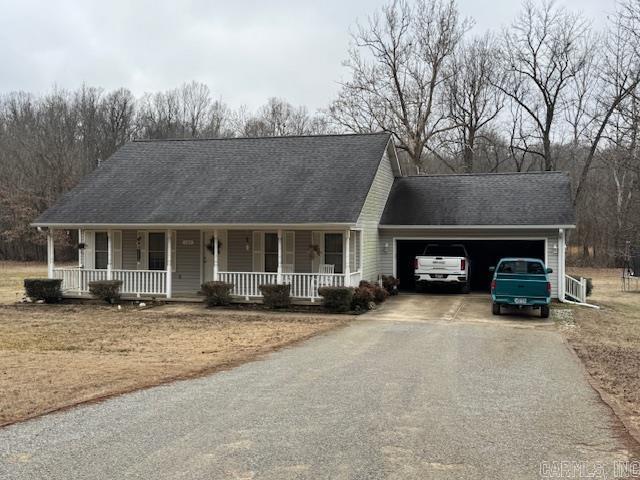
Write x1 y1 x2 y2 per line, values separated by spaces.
0 0 616 111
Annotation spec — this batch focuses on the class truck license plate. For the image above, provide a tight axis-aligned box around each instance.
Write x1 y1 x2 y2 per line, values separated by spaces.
514 298 527 305
433 274 445 279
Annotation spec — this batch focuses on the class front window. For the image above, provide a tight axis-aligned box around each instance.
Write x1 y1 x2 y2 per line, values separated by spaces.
148 232 166 270
324 233 343 274
95 232 108 269
264 233 278 273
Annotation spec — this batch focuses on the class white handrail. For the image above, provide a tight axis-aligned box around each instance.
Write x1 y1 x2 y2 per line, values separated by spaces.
219 271 346 300
53 268 167 296
564 274 586 303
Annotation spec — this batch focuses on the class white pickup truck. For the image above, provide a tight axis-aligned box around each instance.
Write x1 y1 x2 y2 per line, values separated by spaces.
414 244 470 293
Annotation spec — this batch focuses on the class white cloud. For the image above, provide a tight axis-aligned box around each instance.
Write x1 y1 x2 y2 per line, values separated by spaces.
0 0 614 110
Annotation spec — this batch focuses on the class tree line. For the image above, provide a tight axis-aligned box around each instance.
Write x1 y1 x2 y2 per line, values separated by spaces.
1 0 639 266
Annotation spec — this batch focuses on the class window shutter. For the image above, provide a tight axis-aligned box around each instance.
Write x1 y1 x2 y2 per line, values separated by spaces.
84 231 95 269
311 231 324 273
252 231 264 272
113 230 122 270
284 231 295 269
137 231 148 270
349 231 357 272
166 230 177 272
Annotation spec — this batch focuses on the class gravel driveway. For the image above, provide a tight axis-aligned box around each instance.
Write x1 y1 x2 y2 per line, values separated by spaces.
1 296 638 479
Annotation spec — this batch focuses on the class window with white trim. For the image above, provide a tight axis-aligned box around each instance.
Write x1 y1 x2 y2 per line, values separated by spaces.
94 232 108 270
324 233 343 274
148 232 166 270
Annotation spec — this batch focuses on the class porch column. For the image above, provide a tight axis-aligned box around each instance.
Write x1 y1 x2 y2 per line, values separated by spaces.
78 229 83 296
47 228 54 279
277 229 283 284
213 229 219 281
558 228 565 301
344 229 351 287
107 229 113 280
166 229 172 299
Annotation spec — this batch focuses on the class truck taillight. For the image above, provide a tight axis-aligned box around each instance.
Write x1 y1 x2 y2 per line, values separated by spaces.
461 259 466 270
547 282 551 295
491 280 496 291
413 258 419 270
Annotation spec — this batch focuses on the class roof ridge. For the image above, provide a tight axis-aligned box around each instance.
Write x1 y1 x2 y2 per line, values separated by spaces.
403 171 566 178
132 132 390 143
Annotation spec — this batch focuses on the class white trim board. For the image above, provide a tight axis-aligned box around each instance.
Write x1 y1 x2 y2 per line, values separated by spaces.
33 222 357 230
380 224 575 230
390 236 550 278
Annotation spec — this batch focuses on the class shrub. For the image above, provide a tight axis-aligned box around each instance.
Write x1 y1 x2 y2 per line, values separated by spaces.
372 284 389 303
359 280 388 303
89 280 123 304
351 285 375 311
24 278 62 303
201 281 233 306
381 275 400 295
585 277 593 297
318 286 353 313
259 284 291 309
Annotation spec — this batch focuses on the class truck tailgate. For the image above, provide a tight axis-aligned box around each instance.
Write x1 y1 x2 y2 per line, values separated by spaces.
417 257 462 272
494 274 548 298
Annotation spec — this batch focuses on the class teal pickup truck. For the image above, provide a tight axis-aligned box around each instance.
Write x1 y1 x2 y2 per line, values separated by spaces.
490 258 552 318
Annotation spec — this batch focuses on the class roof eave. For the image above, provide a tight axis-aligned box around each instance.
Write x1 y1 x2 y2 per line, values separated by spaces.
31 222 359 230
378 224 576 230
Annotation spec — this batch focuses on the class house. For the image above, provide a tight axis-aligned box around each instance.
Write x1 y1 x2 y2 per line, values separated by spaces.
33 133 576 302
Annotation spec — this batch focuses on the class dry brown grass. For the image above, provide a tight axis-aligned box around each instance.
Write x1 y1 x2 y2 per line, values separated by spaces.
564 267 640 436
0 261 47 304
0 263 347 426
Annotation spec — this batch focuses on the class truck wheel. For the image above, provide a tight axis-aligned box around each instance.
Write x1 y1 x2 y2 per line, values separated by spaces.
461 283 470 294
492 302 501 315
540 305 550 319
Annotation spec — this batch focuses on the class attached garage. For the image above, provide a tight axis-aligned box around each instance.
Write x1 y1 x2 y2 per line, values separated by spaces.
377 172 576 299
394 238 545 292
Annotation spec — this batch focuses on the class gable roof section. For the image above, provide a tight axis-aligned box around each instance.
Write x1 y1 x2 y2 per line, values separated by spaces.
34 133 392 226
380 171 576 227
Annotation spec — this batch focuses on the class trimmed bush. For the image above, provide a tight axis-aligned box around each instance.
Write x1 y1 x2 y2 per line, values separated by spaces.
201 281 233 306
351 285 375 311
259 284 291 309
372 284 389 303
381 275 400 295
24 278 62 303
359 280 388 304
318 286 353 313
89 280 123 304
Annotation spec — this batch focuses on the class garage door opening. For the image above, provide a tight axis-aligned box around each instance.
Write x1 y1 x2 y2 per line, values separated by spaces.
395 239 545 292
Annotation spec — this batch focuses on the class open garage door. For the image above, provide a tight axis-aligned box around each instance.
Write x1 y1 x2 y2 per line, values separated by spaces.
395 239 545 292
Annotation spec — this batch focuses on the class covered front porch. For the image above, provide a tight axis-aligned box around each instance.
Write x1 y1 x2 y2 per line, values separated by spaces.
47 227 363 302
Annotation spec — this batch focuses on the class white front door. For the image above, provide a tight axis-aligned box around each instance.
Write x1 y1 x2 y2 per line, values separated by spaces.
203 230 227 282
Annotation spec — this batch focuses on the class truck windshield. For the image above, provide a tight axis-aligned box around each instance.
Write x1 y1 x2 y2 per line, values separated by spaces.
422 245 466 257
498 260 545 274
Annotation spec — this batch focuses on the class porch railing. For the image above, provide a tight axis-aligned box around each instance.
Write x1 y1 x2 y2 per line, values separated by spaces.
565 274 587 303
219 271 353 300
53 268 167 296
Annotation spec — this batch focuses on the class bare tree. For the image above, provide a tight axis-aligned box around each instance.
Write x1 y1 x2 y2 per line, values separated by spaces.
444 33 503 172
498 0 591 171
573 0 640 205
329 0 471 170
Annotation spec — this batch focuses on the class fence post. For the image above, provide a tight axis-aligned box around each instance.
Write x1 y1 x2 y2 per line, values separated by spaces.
581 277 587 303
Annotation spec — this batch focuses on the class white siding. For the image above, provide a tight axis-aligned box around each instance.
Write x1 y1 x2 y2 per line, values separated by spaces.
356 150 396 281
378 228 561 298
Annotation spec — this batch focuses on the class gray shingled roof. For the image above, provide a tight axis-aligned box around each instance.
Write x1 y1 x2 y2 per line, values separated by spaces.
35 133 392 226
380 172 576 226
